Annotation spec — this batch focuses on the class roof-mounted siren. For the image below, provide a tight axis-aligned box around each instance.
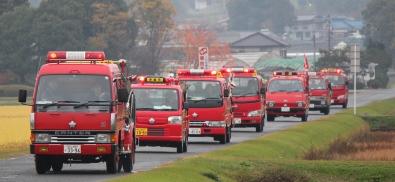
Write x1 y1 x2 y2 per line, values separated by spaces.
46 51 106 64
177 69 221 77
220 68 256 74
273 71 298 76
137 76 178 85
320 68 344 74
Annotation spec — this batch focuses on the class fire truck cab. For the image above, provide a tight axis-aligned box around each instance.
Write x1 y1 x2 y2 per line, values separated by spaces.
320 68 349 108
177 69 232 144
18 51 136 174
131 76 189 153
220 68 265 132
266 71 310 122
308 72 332 115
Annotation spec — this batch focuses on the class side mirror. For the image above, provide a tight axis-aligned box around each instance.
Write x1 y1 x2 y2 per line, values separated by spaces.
18 89 27 103
117 88 128 103
260 87 266 95
183 102 189 110
224 89 230 97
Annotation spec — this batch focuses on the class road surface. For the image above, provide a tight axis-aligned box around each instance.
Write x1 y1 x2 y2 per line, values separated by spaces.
1 88 394 182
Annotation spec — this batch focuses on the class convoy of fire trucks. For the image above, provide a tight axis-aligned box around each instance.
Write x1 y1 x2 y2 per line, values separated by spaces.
18 50 350 174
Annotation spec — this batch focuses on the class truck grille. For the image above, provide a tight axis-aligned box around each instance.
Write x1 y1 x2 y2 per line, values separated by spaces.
190 121 204 127
148 128 164 136
51 135 96 143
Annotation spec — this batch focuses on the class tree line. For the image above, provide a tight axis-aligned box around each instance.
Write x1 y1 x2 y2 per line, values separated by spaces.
0 0 174 84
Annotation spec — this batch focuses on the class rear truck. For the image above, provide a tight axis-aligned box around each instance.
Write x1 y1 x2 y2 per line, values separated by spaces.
18 51 136 174
265 71 310 122
320 68 349 108
308 72 332 115
220 68 265 132
131 76 189 153
177 69 232 144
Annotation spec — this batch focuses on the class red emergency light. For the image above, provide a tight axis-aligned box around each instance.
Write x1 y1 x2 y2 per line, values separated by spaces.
137 76 178 85
320 68 344 74
273 71 298 76
177 69 221 77
220 68 256 74
46 51 106 63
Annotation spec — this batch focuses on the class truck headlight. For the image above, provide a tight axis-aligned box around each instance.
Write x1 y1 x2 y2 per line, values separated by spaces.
35 133 50 143
248 110 260 117
168 116 182 124
206 121 226 127
297 101 304 107
96 134 111 143
267 101 275 107
337 95 345 100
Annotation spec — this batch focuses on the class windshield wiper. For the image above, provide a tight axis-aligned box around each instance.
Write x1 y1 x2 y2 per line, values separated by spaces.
41 100 80 108
74 100 112 108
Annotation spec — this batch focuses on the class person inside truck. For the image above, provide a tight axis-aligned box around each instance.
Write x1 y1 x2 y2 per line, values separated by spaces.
92 85 108 101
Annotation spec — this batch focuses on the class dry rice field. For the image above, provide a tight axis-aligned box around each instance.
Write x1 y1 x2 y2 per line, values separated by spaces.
0 106 30 157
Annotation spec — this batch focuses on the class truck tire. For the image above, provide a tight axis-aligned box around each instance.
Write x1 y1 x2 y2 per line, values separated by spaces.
301 114 308 122
324 106 330 115
267 115 275 122
176 141 184 153
51 161 63 173
255 119 264 132
35 155 51 174
121 153 133 173
106 149 119 174
182 134 188 153
342 101 348 109
225 126 231 143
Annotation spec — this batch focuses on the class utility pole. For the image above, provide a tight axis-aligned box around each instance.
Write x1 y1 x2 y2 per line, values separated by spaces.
313 33 316 62
327 15 331 51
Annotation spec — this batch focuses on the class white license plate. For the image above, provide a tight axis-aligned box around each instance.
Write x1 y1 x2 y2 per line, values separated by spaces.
281 107 290 112
64 145 81 154
234 118 241 124
309 104 315 108
189 128 201 135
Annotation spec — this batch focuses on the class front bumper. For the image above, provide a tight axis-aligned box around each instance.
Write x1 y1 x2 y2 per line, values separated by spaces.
188 127 226 137
266 108 307 117
309 100 329 110
136 124 184 142
233 116 262 127
31 143 115 155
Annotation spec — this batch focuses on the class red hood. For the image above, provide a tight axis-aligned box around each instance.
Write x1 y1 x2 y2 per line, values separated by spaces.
266 92 306 103
136 111 180 125
35 112 111 130
232 95 262 112
310 89 328 97
188 107 226 121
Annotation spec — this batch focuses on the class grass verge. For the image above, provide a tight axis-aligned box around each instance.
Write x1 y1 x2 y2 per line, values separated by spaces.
111 98 395 182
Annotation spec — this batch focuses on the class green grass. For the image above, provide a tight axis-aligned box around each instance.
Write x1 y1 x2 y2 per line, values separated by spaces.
112 99 395 182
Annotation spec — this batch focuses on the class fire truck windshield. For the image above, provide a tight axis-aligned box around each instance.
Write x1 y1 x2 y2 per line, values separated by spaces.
268 79 303 92
35 75 111 112
134 89 179 111
324 76 345 86
184 81 223 108
232 77 259 96
309 78 327 90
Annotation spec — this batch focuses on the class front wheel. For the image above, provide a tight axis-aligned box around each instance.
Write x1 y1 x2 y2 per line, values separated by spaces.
106 149 119 174
267 115 275 122
121 152 134 173
35 155 51 174
301 114 308 122
342 101 348 108
255 118 264 132
51 161 63 173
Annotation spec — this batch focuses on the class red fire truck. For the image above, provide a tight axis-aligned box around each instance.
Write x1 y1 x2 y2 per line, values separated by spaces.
308 72 332 115
320 68 349 108
131 76 189 153
177 69 232 144
220 68 265 132
266 71 310 122
18 51 136 174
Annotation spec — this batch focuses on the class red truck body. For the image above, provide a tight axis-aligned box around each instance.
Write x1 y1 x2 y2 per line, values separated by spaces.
320 68 349 108
19 51 135 174
220 68 265 132
308 72 332 115
266 71 310 122
177 69 232 144
131 76 189 153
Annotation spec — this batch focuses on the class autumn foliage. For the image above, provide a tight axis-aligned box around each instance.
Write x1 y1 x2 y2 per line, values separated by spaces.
177 26 232 68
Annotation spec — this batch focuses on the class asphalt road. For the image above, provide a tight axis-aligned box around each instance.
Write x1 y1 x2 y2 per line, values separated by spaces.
1 88 394 182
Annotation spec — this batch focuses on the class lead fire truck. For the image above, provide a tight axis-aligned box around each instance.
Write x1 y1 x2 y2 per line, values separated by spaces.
18 51 136 174
131 76 189 153
220 68 265 132
266 71 310 122
320 68 349 108
177 69 232 144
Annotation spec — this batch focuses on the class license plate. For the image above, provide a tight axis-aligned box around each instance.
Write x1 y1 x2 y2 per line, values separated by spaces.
64 145 81 154
234 118 241 124
309 104 315 108
281 107 290 112
189 128 201 135
136 128 148 136
331 99 334 104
